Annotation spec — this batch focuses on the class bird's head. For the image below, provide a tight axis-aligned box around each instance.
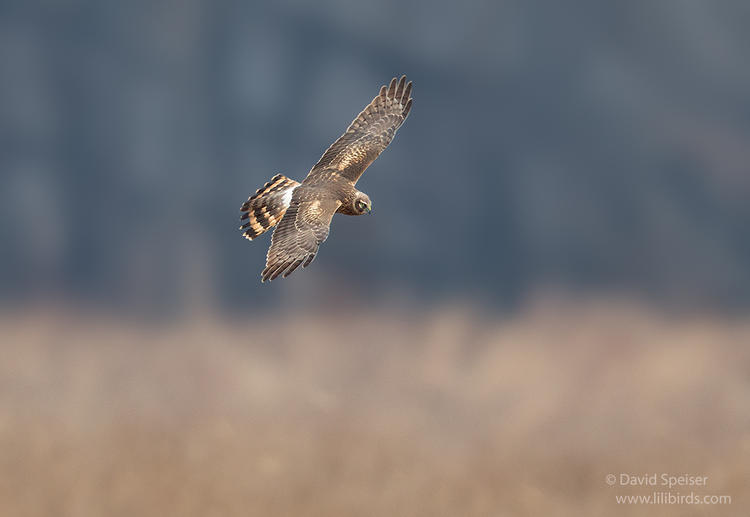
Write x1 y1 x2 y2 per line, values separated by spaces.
353 192 372 215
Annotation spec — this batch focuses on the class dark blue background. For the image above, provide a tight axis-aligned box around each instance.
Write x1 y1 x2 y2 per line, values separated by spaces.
2 0 749 313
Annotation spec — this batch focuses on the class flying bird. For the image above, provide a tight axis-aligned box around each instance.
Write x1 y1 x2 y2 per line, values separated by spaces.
239 75 413 282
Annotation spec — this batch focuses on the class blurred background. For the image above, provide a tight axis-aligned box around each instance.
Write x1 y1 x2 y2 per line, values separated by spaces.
1 1 749 515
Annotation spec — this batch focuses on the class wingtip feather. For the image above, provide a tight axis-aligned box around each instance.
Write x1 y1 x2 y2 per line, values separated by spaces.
395 76 406 99
402 81 412 103
387 77 397 97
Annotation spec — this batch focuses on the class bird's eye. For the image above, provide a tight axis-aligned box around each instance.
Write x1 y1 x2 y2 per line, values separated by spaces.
357 201 365 211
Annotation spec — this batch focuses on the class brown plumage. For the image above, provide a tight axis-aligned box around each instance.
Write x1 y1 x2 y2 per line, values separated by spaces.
238 75 413 282
240 174 300 240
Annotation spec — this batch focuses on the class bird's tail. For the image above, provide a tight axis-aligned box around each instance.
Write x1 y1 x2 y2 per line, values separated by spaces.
239 174 300 240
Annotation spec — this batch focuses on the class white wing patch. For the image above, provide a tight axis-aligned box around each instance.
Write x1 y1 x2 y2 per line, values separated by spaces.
281 186 295 208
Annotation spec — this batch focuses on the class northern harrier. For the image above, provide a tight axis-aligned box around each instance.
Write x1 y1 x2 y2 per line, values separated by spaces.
239 75 413 282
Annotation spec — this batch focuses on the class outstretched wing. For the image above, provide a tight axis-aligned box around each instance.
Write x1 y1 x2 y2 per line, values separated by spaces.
261 192 341 282
306 75 413 184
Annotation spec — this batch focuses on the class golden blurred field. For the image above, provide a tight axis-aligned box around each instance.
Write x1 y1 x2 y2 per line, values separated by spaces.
1 299 749 516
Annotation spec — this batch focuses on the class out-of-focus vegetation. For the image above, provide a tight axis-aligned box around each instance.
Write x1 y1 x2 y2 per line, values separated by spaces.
2 2 749 514
2 299 748 516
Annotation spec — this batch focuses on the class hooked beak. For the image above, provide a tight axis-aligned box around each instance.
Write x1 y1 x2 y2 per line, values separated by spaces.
366 206 372 215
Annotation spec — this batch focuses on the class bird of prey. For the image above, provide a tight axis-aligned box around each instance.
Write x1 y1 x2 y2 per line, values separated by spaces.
239 75 413 282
